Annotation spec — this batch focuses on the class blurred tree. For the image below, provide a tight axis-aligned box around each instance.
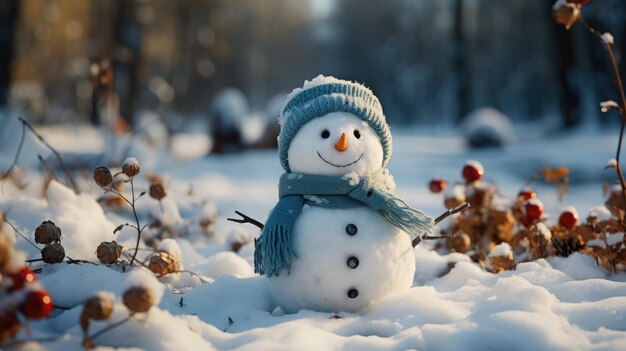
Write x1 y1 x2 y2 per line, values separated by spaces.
0 0 19 108
112 0 141 126
453 0 469 121
551 8 581 128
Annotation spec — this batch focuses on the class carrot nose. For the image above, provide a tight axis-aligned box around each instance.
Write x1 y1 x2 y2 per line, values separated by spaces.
335 132 347 152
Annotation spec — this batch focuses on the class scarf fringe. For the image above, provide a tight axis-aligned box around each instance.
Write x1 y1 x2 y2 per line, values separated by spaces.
254 224 297 277
380 196 434 240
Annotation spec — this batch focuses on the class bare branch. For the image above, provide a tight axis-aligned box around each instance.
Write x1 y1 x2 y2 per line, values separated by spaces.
227 210 265 230
412 203 471 247
18 117 80 194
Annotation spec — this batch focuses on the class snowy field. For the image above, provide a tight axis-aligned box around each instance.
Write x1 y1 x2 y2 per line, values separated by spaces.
1 119 626 351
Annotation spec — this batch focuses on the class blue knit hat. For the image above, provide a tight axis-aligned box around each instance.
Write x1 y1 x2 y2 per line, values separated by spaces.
278 75 392 172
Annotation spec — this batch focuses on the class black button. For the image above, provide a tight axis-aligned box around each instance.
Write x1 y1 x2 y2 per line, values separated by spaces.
367 190 373 197
345 224 357 236
347 256 359 269
347 288 358 299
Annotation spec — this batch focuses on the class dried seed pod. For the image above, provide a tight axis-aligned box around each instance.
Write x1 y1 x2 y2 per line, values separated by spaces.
96 241 123 264
490 255 516 273
93 166 113 187
488 243 515 273
148 251 179 275
447 233 472 253
123 286 154 313
82 293 114 321
41 243 65 263
34 220 62 245
553 0 581 30
444 185 466 210
149 183 168 200
122 157 141 177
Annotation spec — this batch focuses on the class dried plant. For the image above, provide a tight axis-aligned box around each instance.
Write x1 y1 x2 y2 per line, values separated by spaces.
93 158 147 266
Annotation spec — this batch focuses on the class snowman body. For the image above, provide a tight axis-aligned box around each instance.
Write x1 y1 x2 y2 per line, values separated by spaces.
264 109 418 313
269 206 415 313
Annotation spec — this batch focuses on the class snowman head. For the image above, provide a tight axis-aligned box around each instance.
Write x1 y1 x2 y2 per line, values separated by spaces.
278 75 391 176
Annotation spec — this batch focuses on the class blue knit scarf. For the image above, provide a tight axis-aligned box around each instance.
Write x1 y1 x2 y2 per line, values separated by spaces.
254 170 434 277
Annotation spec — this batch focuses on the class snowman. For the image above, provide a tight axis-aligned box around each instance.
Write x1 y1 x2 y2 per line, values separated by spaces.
253 76 434 313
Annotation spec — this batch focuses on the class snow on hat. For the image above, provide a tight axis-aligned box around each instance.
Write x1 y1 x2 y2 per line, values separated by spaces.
278 75 392 172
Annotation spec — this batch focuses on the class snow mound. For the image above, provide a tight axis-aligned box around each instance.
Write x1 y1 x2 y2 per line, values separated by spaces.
461 107 515 148
123 270 165 306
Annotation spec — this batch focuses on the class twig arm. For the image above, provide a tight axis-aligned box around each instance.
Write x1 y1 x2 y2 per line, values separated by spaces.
412 202 470 247
227 210 264 230
434 202 471 224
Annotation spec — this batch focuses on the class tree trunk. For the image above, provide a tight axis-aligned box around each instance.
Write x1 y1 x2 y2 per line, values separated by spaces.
551 17 580 128
0 0 19 107
453 0 469 121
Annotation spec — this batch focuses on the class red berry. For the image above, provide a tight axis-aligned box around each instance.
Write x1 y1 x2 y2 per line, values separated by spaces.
519 216 533 228
559 210 578 229
517 188 536 201
8 267 36 292
20 291 53 320
462 161 483 183
524 200 543 220
429 178 447 193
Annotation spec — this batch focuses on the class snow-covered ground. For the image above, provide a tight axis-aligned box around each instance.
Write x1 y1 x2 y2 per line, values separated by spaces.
1 120 625 350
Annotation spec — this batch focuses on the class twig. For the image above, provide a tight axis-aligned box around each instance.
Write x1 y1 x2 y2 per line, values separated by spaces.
102 177 144 266
128 178 143 266
37 154 61 183
580 17 626 218
227 211 264 229
4 218 41 251
66 256 98 265
18 117 80 194
84 314 134 345
412 202 471 247
157 270 212 284
434 202 471 224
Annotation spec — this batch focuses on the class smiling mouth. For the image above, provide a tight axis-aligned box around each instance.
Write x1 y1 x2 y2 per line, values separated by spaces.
317 151 364 168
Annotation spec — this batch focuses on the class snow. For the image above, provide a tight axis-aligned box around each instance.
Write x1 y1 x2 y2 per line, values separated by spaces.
601 32 615 45
158 238 182 258
464 159 484 175
268 206 415 313
461 107 515 148
123 270 165 306
600 100 619 113
535 222 552 240
445 184 466 201
122 157 140 170
287 112 384 176
588 205 612 222
275 108 416 313
170 133 212 162
280 75 383 127
1 119 626 349
489 242 514 259
605 158 617 168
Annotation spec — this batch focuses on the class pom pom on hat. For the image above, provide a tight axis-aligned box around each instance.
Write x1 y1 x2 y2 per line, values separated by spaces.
278 75 392 172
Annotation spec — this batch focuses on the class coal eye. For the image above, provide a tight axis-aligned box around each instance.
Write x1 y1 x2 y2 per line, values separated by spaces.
353 130 361 139
321 130 330 139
